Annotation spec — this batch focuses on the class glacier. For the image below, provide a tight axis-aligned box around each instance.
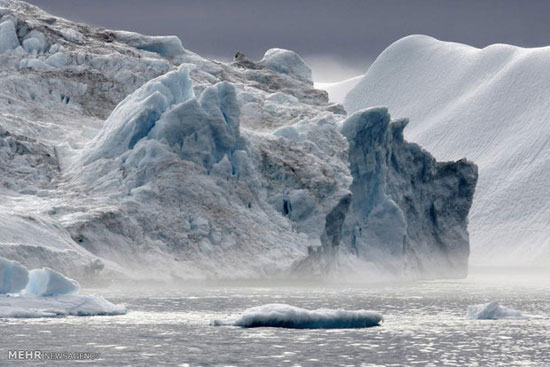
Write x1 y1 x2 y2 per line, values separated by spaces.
211 303 383 329
0 1 477 282
0 256 125 318
344 35 550 267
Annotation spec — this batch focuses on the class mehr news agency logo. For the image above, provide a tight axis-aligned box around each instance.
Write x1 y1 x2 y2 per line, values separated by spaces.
8 350 101 361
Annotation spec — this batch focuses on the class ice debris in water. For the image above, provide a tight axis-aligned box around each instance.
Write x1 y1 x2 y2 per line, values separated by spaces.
212 303 383 329
0 256 125 318
466 301 526 320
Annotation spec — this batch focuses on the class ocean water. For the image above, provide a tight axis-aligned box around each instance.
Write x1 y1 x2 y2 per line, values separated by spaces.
1 269 549 366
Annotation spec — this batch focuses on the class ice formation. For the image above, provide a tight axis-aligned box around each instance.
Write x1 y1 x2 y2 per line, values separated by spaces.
0 256 125 318
0 294 126 318
0 1 477 281
315 75 362 104
212 304 383 329
466 301 526 320
0 257 28 294
25 267 80 296
344 35 550 266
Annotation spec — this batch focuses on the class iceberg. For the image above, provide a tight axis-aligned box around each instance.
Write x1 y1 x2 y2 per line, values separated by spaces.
0 257 28 294
24 267 80 297
466 301 526 320
212 303 383 329
0 294 126 318
344 35 550 266
0 1 478 281
0 257 125 318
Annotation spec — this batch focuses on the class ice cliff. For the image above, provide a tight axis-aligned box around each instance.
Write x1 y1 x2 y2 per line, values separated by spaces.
344 35 550 267
0 1 477 281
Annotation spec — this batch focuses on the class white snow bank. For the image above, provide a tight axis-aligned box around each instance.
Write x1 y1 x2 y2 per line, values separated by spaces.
24 268 80 296
0 257 28 294
212 304 383 329
0 257 125 318
0 294 126 318
315 75 362 104
466 301 525 320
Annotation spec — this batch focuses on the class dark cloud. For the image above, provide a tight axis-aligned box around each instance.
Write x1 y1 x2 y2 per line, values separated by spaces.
26 0 550 82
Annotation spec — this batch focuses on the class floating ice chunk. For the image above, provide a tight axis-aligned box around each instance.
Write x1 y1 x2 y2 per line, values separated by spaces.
24 268 80 297
466 301 526 320
259 48 313 83
22 30 48 54
0 257 124 318
0 19 19 53
114 30 185 57
0 258 29 294
212 304 383 329
0 294 126 318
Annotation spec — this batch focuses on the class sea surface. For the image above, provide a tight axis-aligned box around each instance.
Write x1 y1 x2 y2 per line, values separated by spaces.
1 269 549 366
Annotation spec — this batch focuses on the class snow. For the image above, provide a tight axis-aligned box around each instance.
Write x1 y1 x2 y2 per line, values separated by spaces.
0 257 28 294
466 301 526 320
315 75 362 104
344 35 550 266
0 256 125 318
212 303 383 329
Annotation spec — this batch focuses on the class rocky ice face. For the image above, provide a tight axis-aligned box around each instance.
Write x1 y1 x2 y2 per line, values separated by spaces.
0 0 477 281
341 108 477 278
296 108 477 279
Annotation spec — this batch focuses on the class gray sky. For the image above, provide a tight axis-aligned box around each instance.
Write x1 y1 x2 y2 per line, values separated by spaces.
26 0 550 82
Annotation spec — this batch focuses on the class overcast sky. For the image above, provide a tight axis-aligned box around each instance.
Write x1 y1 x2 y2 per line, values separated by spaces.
27 0 550 82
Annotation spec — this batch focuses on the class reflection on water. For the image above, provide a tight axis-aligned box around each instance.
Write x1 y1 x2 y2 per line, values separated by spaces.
1 269 549 366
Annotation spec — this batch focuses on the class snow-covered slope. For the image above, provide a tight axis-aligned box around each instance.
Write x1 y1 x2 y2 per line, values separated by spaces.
315 76 362 104
0 2 477 281
345 35 550 267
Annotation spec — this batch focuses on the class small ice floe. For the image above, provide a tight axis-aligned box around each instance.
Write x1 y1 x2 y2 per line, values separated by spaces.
466 301 526 320
212 303 383 329
0 257 125 318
